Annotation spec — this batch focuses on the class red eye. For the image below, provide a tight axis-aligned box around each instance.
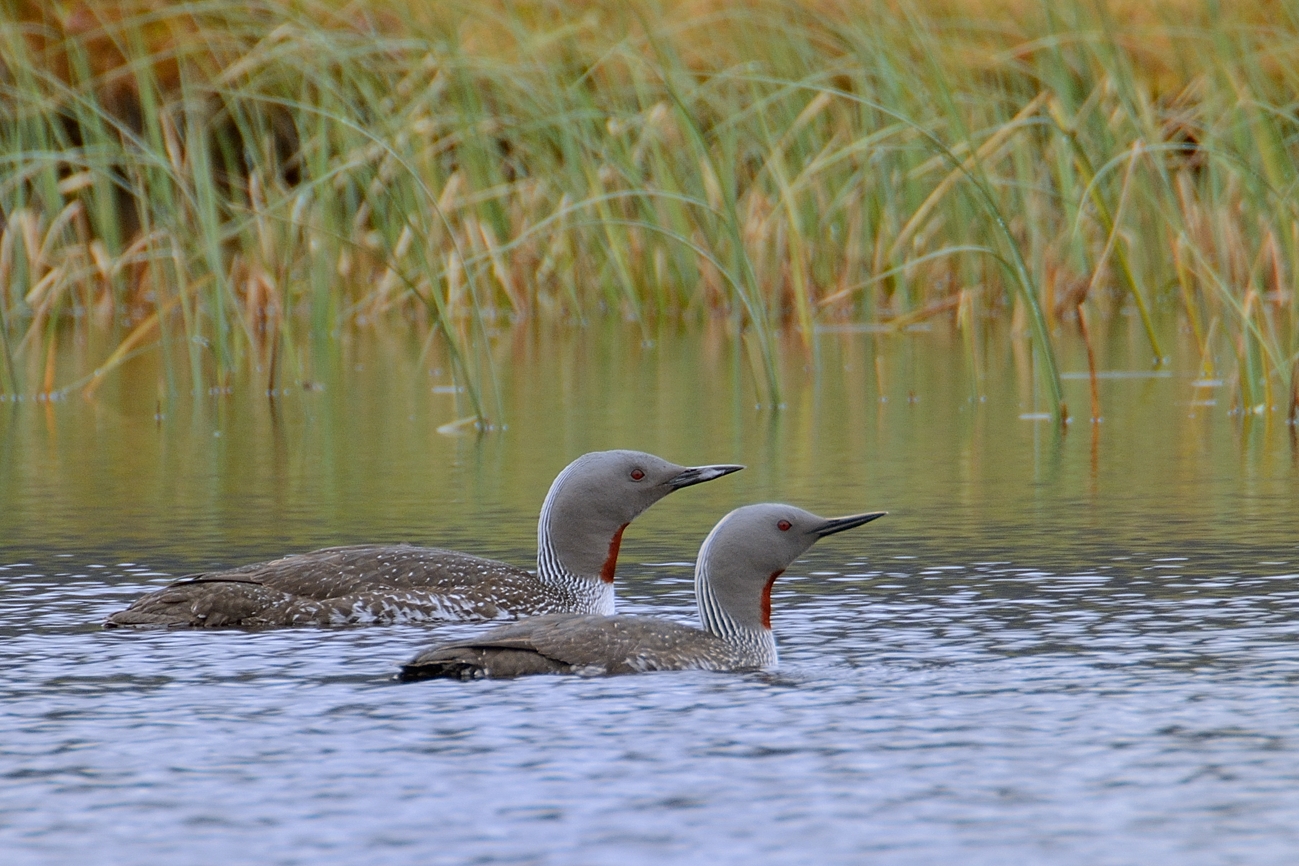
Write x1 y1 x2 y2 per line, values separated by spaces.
630 469 645 481
778 520 791 531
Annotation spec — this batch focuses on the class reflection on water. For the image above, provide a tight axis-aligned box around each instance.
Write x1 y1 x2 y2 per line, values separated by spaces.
1 322 1297 863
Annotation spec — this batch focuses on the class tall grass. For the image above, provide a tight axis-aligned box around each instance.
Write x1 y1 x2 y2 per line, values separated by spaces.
1 0 1296 424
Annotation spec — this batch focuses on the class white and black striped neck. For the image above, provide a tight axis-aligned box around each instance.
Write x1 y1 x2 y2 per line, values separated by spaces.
535 457 620 614
535 523 616 614
695 556 779 668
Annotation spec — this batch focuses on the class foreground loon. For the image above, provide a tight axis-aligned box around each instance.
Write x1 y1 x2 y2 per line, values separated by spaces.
398 503 885 679
104 450 743 628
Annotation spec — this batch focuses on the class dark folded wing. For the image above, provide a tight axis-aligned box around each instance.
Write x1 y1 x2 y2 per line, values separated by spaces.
400 614 735 679
105 545 536 627
184 545 532 599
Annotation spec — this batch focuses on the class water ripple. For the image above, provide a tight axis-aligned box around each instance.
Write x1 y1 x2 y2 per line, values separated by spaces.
1 550 1298 864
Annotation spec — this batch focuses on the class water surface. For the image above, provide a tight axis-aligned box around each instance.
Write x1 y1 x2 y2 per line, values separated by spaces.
2 323 1297 864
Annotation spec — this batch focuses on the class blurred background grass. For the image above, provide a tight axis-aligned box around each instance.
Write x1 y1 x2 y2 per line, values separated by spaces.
1 0 1296 423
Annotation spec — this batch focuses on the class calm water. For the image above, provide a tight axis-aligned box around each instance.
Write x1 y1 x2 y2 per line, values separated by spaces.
2 322 1297 864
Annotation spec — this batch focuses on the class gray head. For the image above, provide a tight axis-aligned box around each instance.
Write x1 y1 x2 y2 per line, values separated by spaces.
695 503 887 635
539 450 744 583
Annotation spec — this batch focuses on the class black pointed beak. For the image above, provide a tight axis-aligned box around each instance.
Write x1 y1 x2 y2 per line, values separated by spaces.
668 463 745 490
815 511 887 537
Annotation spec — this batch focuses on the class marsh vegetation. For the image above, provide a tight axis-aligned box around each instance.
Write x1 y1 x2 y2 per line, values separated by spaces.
1 0 1296 425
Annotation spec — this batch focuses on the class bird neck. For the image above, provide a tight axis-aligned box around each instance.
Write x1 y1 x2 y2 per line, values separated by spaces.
695 557 779 667
535 465 622 614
